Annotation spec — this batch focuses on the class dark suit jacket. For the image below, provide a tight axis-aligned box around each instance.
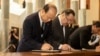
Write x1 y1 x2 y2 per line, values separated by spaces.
49 16 78 50
68 25 98 49
17 12 52 52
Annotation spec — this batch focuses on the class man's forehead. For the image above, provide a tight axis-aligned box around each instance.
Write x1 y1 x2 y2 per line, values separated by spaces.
66 14 74 16
47 9 56 15
48 7 57 12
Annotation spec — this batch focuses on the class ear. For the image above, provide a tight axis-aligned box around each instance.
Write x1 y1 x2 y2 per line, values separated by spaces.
41 9 46 15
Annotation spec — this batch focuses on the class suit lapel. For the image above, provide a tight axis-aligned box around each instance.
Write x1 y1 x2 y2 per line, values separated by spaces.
55 17 64 38
35 12 43 36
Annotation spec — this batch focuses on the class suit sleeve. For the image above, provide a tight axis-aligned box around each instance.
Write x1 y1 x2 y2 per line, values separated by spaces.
47 26 61 50
80 30 93 49
47 36 61 50
22 18 42 50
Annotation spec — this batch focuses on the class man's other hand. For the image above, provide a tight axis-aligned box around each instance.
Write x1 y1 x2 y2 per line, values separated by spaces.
41 43 53 50
95 46 100 52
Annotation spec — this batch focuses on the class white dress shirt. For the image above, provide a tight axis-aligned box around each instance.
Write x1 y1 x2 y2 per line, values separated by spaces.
38 12 44 38
58 16 65 37
38 12 43 27
58 15 65 49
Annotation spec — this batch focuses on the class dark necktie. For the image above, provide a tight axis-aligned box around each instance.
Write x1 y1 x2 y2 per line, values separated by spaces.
42 22 45 30
41 22 45 38
91 35 96 42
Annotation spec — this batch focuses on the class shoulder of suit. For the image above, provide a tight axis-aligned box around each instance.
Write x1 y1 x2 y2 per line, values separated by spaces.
25 12 39 20
28 12 38 18
52 16 59 23
79 25 91 32
72 24 79 28
23 12 39 24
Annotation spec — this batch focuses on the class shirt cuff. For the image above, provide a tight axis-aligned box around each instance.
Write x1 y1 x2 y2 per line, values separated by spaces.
58 44 63 49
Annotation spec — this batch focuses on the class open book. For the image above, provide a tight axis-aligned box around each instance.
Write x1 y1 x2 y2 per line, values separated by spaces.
32 50 61 53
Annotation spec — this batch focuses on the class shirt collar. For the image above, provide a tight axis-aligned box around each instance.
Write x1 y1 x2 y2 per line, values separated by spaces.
38 12 43 26
58 15 63 26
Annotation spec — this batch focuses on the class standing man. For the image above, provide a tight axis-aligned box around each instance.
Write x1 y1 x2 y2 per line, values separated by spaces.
49 9 78 50
17 3 57 52
69 21 100 50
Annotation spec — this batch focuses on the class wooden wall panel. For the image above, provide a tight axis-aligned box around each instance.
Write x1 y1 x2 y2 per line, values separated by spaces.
67 0 70 8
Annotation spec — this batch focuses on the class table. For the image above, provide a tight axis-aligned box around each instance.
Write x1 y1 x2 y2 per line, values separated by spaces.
0 50 100 56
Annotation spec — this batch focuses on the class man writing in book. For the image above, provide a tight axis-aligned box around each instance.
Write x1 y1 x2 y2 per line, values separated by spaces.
48 9 78 51
17 3 57 52
69 21 100 50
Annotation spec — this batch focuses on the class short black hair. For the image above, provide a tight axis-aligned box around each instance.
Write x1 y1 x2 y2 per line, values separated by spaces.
62 9 75 16
43 4 57 13
93 21 100 27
